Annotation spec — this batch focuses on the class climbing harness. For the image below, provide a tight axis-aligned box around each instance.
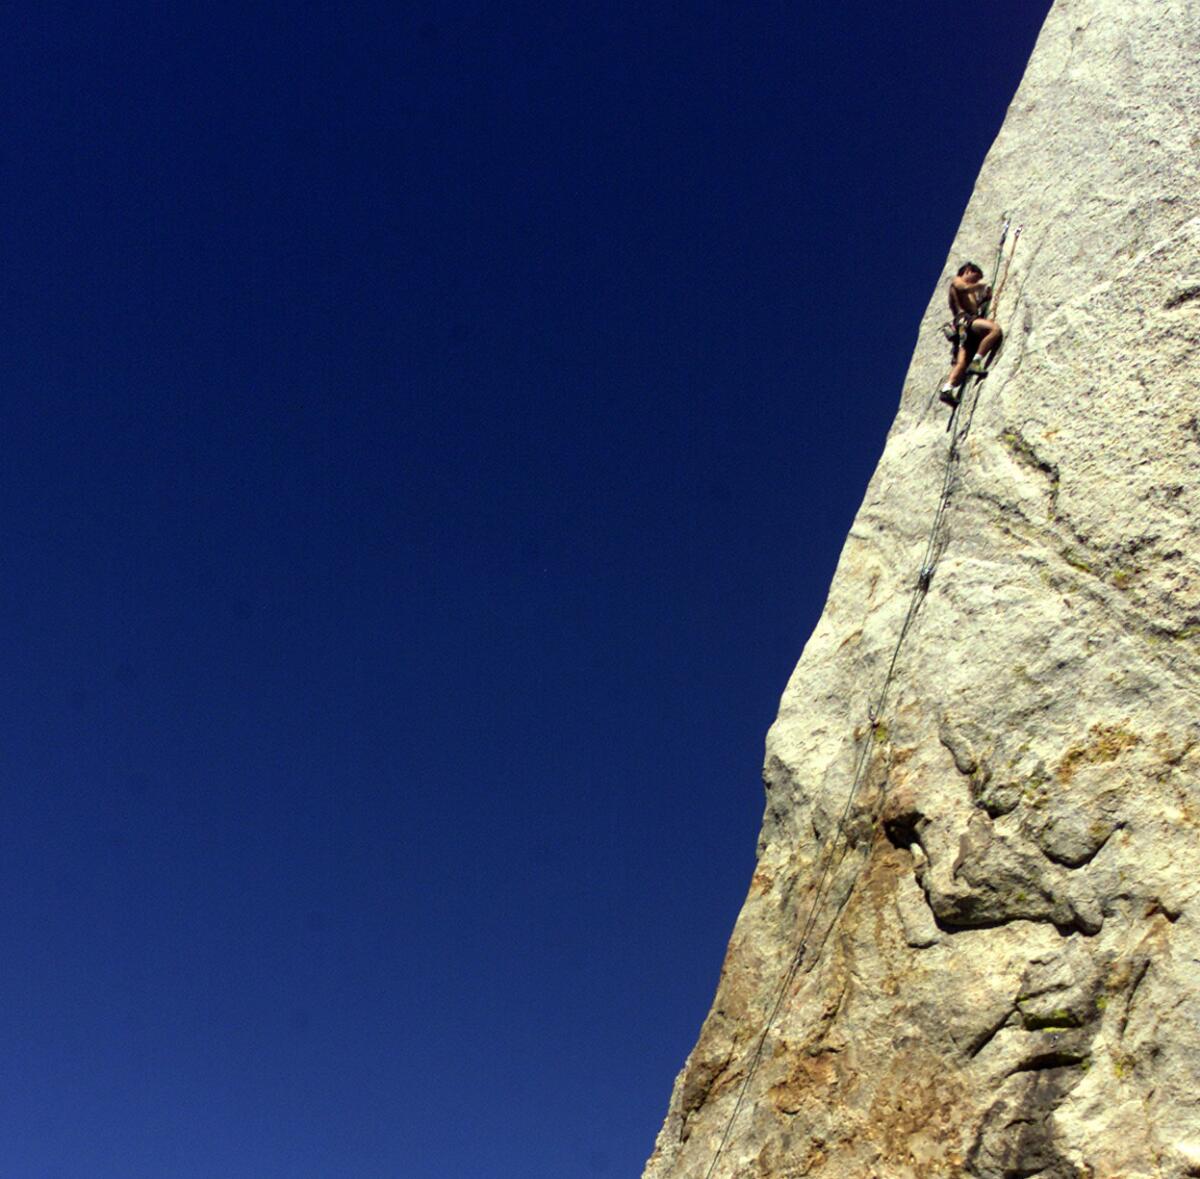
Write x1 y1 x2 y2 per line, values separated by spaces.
944 222 1020 433
932 218 1021 432
700 217 1019 1179
938 216 1020 363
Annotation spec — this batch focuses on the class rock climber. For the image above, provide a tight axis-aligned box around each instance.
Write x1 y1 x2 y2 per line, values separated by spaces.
938 261 1003 406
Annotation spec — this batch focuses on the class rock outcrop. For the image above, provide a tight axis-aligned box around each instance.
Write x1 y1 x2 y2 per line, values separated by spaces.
644 2 1200 1175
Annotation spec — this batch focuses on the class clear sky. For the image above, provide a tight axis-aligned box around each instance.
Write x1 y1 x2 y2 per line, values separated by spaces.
2 3 1052 1176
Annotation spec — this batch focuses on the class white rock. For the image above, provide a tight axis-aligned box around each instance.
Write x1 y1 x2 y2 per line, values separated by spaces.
644 1 1200 1175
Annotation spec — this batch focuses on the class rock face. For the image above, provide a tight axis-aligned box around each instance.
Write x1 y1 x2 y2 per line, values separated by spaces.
644 2 1200 1176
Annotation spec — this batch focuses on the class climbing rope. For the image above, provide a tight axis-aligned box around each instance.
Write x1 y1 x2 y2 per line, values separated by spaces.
989 222 1022 320
701 382 980 1179
699 218 1016 1179
981 214 1011 317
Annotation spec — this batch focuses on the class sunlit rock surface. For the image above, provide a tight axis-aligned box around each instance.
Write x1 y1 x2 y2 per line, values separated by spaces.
644 1 1200 1175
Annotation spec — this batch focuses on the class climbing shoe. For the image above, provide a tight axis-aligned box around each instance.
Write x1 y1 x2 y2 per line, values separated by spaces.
968 358 989 377
938 385 961 407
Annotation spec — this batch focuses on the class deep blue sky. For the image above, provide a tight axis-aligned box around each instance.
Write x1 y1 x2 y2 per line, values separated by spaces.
3 4 1051 1176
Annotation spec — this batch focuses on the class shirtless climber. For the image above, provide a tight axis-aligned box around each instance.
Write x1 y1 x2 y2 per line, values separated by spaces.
938 261 1003 406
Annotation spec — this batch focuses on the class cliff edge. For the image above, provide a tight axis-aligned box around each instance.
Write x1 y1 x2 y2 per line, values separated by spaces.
644 2 1200 1175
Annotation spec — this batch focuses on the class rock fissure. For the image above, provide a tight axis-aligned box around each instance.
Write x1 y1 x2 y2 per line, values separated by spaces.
967 1008 1020 1059
1163 283 1200 310
1009 1049 1091 1074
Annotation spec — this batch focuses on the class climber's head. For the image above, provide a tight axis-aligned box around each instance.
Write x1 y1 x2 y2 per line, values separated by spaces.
957 262 983 280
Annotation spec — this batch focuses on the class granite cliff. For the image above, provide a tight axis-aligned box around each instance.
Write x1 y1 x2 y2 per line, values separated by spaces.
644 1 1200 1175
